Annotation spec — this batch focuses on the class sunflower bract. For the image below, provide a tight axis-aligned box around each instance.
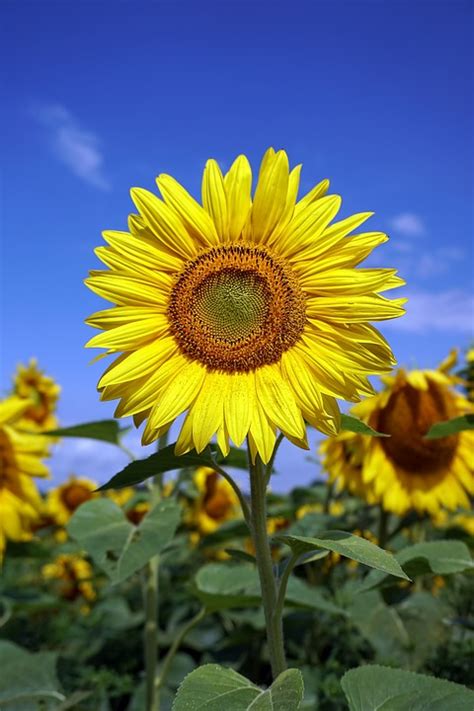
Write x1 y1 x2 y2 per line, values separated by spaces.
85 148 405 462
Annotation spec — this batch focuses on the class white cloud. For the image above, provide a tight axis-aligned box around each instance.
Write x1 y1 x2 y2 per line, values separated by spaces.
389 212 426 237
383 289 474 333
33 103 110 190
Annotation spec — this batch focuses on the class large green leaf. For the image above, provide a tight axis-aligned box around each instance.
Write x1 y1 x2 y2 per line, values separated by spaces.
340 414 389 437
172 664 304 710
194 563 344 616
425 413 474 439
341 664 474 711
98 444 216 490
0 641 62 710
276 531 409 580
359 540 473 592
67 498 180 583
42 419 125 444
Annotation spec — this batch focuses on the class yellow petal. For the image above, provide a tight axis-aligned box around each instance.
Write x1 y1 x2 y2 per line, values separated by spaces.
224 155 252 241
255 364 305 439
130 187 197 259
86 316 169 352
202 159 228 238
115 355 188 417
266 164 302 246
224 372 255 447
306 294 407 322
300 268 400 295
294 178 330 215
248 404 276 464
85 272 168 308
85 306 162 330
251 150 289 242
156 174 219 246
191 374 226 452
277 195 341 258
98 337 177 387
102 230 183 272
146 360 206 432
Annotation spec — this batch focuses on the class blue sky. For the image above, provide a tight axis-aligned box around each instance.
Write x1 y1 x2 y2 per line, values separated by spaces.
1 0 472 490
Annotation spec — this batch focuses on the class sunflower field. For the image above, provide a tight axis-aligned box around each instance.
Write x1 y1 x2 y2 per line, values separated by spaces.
1 148 474 711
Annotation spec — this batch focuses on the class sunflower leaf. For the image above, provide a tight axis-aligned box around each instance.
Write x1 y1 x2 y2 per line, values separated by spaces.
172 664 304 710
67 498 180 583
0 641 63 710
341 664 474 711
275 531 409 580
425 413 474 439
340 414 389 437
41 419 127 445
97 444 216 490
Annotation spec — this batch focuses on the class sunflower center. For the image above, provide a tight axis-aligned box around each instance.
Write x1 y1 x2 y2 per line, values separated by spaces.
168 245 306 372
375 380 459 475
61 484 93 512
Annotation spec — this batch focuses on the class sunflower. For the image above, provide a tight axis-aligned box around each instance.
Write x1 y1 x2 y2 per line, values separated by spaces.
351 354 474 516
185 466 240 536
46 476 98 527
13 359 60 432
85 148 405 462
319 431 378 504
42 553 96 604
0 396 50 559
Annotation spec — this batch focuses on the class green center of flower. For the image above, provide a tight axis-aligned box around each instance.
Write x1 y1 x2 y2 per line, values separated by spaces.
194 269 269 343
168 244 306 372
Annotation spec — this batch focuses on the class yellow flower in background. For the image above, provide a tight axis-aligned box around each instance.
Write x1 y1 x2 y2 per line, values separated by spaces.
42 553 96 604
13 359 60 432
0 396 50 559
433 509 474 536
46 476 98 527
296 499 345 519
352 353 474 516
320 431 378 505
86 149 405 463
186 467 240 536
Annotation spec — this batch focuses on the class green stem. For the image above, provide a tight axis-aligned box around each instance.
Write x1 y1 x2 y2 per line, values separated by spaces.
248 451 287 678
213 463 251 526
378 506 390 549
144 432 169 711
274 551 299 624
264 433 284 486
156 608 207 692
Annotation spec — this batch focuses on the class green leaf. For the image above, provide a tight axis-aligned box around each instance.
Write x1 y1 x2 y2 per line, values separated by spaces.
275 531 409 580
194 563 344 616
98 444 216 490
358 540 473 592
42 419 125 444
0 641 63 710
172 664 304 710
340 414 389 437
425 413 474 438
341 664 474 711
67 498 180 583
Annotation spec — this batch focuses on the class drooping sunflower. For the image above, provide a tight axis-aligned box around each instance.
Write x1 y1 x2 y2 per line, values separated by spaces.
46 476 98 527
86 149 405 462
185 466 240 536
0 396 50 559
319 431 378 504
350 353 474 516
13 359 60 432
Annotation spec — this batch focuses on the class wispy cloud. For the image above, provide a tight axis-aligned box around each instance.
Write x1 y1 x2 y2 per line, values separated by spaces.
389 212 426 237
383 289 474 333
32 103 111 190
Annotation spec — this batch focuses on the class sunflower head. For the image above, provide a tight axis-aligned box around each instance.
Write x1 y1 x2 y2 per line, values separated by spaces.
351 355 474 516
42 553 96 603
186 466 240 536
86 148 405 463
320 431 377 504
13 359 60 431
46 476 97 527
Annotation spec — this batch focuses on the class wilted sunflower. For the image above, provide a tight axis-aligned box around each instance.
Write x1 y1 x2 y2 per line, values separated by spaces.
86 149 405 462
351 353 474 516
13 359 60 432
46 476 98 527
0 396 50 559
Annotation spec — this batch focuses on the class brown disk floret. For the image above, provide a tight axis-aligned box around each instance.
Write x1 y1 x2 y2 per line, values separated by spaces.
168 245 306 372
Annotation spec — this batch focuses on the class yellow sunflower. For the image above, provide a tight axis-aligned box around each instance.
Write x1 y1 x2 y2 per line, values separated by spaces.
85 148 405 462
13 359 60 432
42 553 96 604
319 431 378 504
351 354 474 516
185 466 240 536
46 476 98 527
0 396 50 559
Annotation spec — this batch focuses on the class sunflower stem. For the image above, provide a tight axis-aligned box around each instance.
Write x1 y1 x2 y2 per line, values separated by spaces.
144 432 168 711
248 450 287 679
